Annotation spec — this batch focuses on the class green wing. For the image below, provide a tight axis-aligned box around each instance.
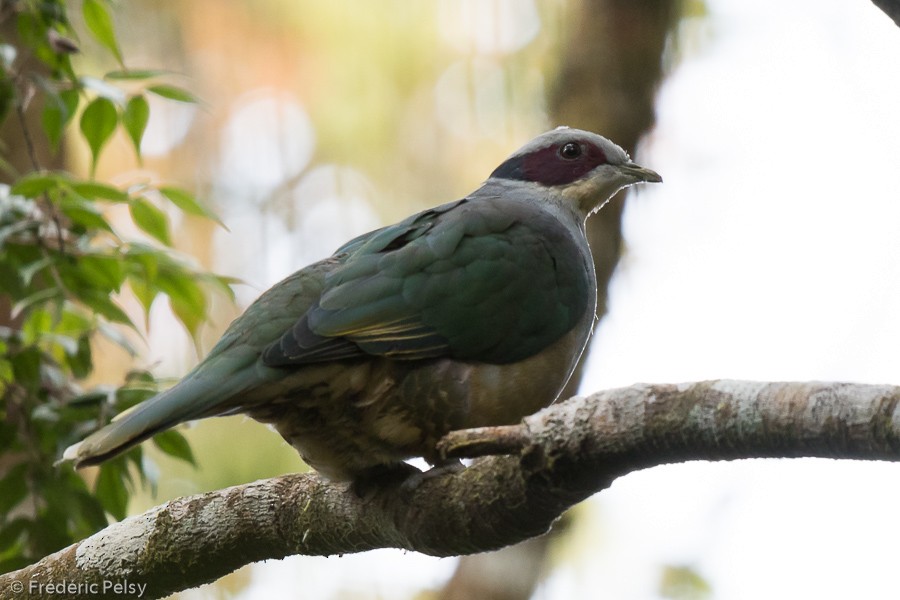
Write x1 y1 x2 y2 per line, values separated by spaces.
262 196 591 366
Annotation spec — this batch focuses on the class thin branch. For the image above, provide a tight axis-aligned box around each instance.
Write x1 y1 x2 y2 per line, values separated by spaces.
13 74 41 173
2 380 900 599
12 71 69 263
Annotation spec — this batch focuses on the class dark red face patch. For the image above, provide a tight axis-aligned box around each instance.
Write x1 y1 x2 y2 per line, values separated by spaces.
490 141 609 186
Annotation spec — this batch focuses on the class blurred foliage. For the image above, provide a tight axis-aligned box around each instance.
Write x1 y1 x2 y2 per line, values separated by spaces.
0 0 232 573
659 564 713 600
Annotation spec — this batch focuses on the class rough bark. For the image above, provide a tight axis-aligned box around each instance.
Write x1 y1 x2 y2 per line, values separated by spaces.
3 380 900 600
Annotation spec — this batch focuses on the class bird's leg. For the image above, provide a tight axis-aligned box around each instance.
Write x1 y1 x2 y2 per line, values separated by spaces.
348 457 468 497
349 462 422 498
398 458 465 493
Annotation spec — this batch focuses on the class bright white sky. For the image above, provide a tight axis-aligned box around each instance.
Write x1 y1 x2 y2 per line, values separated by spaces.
176 0 900 598
575 0 900 598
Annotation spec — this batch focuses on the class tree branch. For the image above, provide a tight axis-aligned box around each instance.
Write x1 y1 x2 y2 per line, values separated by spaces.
3 380 900 599
872 0 900 27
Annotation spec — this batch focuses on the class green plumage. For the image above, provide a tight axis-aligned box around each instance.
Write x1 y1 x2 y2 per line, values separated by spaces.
264 196 589 366
66 127 661 482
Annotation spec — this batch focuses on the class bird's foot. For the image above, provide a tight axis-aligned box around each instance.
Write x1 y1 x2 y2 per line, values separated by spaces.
350 462 422 499
349 460 465 498
436 424 529 460
398 459 465 493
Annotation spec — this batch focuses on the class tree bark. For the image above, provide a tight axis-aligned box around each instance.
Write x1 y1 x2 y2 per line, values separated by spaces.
3 380 900 600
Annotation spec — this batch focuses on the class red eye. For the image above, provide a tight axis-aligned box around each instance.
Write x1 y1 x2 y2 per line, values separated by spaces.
559 142 582 159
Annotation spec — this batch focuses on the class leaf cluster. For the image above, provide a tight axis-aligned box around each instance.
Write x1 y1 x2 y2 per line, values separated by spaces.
0 0 230 572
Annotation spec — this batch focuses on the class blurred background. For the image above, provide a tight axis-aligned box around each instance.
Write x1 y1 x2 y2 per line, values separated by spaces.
66 0 900 598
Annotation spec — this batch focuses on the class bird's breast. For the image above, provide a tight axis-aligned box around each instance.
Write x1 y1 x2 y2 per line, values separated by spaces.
456 311 593 427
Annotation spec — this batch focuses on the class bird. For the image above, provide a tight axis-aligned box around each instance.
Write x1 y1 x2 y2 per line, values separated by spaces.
64 127 661 484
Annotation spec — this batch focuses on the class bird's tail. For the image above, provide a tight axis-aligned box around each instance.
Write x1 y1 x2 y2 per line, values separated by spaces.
63 368 251 468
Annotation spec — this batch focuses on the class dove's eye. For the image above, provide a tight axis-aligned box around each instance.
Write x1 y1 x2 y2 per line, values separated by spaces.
559 143 582 160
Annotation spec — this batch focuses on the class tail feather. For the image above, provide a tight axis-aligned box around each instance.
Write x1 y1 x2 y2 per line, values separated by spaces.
64 366 257 468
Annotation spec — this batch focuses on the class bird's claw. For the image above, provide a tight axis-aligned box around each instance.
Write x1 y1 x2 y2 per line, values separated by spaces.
398 459 465 493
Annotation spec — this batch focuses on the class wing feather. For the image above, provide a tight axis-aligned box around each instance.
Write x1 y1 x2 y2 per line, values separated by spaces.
262 196 591 367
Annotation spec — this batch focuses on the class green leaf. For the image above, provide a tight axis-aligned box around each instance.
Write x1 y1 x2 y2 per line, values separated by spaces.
67 334 93 379
78 254 126 292
125 368 157 386
41 88 80 150
0 358 13 389
91 299 133 327
67 389 112 408
147 84 198 104
42 104 65 151
158 270 206 339
73 491 110 532
124 248 160 325
62 88 82 115
55 307 94 341
152 429 196 466
0 518 28 551
115 380 156 412
207 274 240 303
20 306 53 344
127 277 156 325
11 289 63 321
70 181 129 202
58 193 114 233
9 347 42 393
82 0 123 66
159 186 225 227
60 205 114 234
95 462 129 520
20 257 53 286
0 557 31 575
0 464 29 514
123 95 150 159
79 97 118 177
130 197 171 246
27 506 72 557
124 244 160 279
71 290 134 328
10 172 66 197
105 69 169 80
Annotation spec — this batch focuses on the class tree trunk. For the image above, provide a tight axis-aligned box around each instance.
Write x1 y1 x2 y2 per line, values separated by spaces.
439 2 680 597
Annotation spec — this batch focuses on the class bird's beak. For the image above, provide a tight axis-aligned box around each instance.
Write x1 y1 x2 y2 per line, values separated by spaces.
618 162 662 184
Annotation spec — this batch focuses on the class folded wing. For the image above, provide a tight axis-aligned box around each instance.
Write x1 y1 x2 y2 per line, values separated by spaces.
263 197 591 367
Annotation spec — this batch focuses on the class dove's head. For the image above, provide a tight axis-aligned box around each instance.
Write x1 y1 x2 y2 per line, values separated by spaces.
490 127 661 219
